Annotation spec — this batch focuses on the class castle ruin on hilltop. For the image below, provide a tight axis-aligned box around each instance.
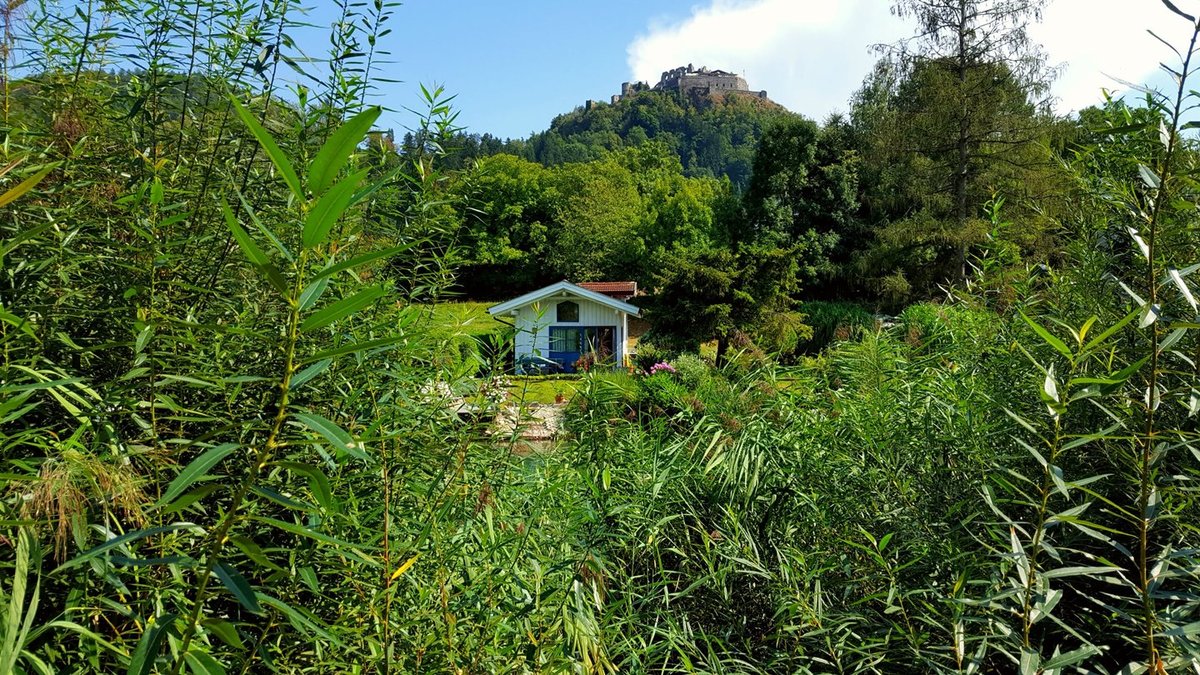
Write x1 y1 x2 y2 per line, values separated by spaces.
584 64 769 110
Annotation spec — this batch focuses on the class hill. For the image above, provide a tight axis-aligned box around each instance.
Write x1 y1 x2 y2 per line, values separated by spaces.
527 87 794 190
414 85 798 191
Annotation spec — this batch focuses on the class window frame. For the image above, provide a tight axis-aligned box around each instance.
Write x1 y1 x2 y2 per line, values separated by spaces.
556 300 579 323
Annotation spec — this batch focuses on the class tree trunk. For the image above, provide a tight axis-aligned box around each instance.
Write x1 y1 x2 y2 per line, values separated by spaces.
954 0 970 284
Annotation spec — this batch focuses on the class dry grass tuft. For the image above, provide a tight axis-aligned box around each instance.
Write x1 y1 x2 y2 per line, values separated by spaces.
19 448 148 559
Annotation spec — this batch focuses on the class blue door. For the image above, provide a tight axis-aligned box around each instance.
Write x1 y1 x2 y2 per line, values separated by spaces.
549 327 581 372
549 326 615 373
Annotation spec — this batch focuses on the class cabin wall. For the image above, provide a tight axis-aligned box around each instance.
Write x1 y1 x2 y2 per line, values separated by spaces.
507 296 635 368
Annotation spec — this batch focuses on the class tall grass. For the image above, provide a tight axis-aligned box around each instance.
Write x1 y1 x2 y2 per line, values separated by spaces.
2 1 1200 673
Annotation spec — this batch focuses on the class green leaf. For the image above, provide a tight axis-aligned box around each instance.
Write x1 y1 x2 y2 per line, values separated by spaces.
251 517 375 559
183 648 226 675
251 485 315 512
3 527 34 675
299 335 409 365
1140 302 1161 328
1083 307 1139 353
1098 121 1152 135
229 96 303 200
1127 226 1151 262
0 304 36 339
1162 620 1200 637
237 191 293 262
201 619 244 650
213 562 263 615
126 613 176 675
299 566 320 593
291 359 331 389
302 169 369 248
56 524 199 572
158 444 239 506
221 199 290 296
229 535 281 572
275 461 337 513
298 277 329 312
1019 647 1039 675
161 484 223 515
1043 365 1060 405
1160 327 1187 353
1042 565 1120 579
0 163 57 208
1138 163 1161 189
221 199 266 266
310 243 418 283
258 594 342 647
1021 312 1072 360
299 286 386 333
308 107 381 194
1169 267 1197 312
1041 645 1101 669
293 412 369 462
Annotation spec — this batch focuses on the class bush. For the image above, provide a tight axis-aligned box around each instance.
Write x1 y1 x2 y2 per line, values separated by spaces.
631 341 669 373
899 302 995 355
753 310 813 361
672 352 711 390
797 301 875 354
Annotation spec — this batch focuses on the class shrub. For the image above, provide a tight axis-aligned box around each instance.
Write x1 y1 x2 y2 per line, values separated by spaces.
672 352 711 390
899 301 995 355
797 301 875 354
753 310 814 361
631 341 669 372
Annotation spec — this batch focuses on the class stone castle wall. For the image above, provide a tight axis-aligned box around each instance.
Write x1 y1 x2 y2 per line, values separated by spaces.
609 65 768 104
656 64 747 94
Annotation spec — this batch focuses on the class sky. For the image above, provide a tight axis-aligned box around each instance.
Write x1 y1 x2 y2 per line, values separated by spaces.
345 0 1191 140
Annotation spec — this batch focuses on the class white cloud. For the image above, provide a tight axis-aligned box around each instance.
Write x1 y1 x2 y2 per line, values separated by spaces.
627 0 1190 120
1033 0 1188 113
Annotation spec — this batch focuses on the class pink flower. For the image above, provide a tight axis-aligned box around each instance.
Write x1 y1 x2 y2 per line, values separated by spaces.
647 362 676 376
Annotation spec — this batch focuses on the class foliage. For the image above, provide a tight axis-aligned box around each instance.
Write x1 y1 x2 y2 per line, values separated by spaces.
5 1 1200 674
452 144 730 294
797 300 876 353
641 245 800 363
522 88 795 190
740 115 860 284
844 0 1071 302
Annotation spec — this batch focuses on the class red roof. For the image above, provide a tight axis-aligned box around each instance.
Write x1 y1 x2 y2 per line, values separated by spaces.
578 281 637 294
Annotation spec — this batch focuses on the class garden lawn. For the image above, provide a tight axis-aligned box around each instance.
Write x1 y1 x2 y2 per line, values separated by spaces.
427 302 508 337
506 377 580 405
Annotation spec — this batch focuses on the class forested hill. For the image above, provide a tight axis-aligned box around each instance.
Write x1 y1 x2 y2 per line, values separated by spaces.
410 88 798 190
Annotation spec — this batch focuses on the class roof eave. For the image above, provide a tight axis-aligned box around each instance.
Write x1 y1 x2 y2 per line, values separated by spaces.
487 281 641 317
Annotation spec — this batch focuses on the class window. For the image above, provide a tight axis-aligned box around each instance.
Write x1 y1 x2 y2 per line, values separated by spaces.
557 300 579 323
549 327 580 352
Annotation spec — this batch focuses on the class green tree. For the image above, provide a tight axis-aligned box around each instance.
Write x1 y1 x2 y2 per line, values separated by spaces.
455 153 556 292
870 0 1057 290
740 116 860 288
613 142 728 257
544 158 646 282
642 245 798 363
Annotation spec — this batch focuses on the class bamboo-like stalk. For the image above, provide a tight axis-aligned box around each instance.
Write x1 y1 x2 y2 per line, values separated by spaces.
1134 17 1199 669
166 248 308 675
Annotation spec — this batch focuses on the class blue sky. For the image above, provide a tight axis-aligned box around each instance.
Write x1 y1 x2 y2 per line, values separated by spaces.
310 0 1188 141
332 0 700 140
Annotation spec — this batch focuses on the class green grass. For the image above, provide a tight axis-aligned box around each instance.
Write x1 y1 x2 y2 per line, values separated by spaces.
426 302 508 337
507 376 580 405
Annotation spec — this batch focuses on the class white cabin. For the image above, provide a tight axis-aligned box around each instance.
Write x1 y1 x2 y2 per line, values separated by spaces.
487 281 642 373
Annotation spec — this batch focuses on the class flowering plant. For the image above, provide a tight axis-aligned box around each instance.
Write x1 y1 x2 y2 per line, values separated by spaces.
478 376 511 407
647 361 676 376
